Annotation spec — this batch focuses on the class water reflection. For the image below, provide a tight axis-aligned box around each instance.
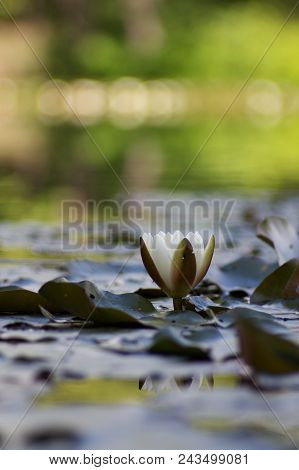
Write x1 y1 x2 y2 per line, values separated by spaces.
39 374 239 406
37 78 189 127
139 374 215 393
40 378 148 405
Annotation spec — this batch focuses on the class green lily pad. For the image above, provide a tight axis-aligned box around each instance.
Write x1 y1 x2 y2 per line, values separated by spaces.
39 278 156 327
148 328 210 359
183 295 226 314
163 310 209 327
101 325 231 360
205 306 280 329
237 316 299 374
257 216 299 265
233 307 287 333
251 258 299 305
138 309 208 330
0 286 54 314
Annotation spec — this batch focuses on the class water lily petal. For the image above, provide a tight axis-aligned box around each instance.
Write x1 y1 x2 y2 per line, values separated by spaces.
186 231 204 283
171 237 197 297
149 232 174 291
170 230 184 248
140 235 170 294
140 231 215 298
193 234 215 286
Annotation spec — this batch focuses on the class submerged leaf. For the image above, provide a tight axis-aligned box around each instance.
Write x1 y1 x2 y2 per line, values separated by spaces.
257 216 299 265
39 278 156 327
251 258 299 305
237 316 299 374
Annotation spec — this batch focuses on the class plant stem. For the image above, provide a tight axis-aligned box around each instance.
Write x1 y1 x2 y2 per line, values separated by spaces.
173 297 183 310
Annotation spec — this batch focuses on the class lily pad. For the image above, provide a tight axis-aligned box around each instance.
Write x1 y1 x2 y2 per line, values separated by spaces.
39 278 156 327
102 326 235 361
204 306 281 330
0 286 55 314
251 258 299 306
186 328 239 362
138 309 208 329
257 216 299 265
183 295 226 314
237 316 299 374
162 310 209 327
148 328 210 359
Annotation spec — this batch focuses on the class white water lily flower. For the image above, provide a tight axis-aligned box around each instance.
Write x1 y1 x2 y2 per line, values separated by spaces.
140 231 215 300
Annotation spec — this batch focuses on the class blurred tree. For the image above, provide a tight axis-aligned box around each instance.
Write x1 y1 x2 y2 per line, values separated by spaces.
1 0 299 210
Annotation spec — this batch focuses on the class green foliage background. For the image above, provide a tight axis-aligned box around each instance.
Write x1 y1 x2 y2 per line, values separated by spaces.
1 0 299 218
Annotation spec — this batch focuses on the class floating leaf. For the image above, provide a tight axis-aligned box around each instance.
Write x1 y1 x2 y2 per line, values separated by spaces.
186 328 238 361
138 309 208 330
257 216 299 265
204 306 279 329
162 310 209 327
102 326 236 361
237 316 299 374
183 295 226 314
148 328 210 359
101 326 230 360
39 278 156 326
39 306 88 327
0 286 55 314
251 258 299 305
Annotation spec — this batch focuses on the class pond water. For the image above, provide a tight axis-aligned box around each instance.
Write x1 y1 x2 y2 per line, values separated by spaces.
0 192 299 450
